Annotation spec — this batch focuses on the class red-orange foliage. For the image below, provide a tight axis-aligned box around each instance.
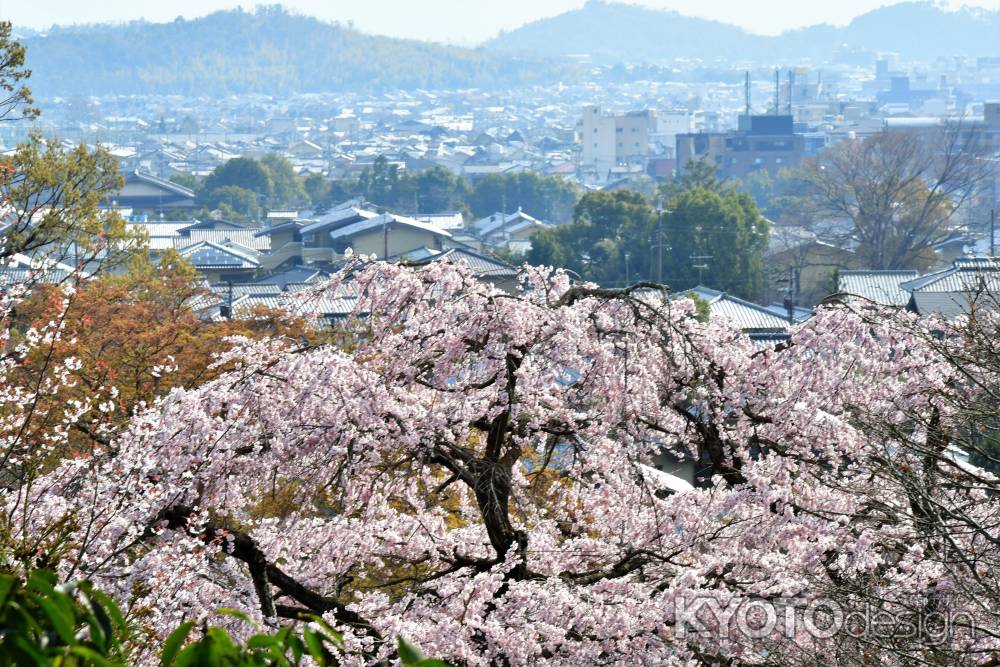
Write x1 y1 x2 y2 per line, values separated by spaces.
12 251 307 454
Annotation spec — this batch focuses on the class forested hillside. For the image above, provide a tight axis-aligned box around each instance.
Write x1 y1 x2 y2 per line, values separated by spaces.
21 6 567 96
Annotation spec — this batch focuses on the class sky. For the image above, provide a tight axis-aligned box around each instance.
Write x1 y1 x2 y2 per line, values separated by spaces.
2 0 998 44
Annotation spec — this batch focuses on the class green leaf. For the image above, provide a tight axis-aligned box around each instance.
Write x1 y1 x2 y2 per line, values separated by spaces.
26 569 59 591
286 634 304 664
67 645 116 666
246 634 281 650
160 620 195 666
0 574 16 609
89 588 128 635
11 634 49 666
35 595 76 644
397 637 427 665
78 594 111 651
301 629 326 665
306 618 343 649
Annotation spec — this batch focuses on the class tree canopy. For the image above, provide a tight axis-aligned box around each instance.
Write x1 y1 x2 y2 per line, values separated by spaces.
8 260 1000 665
468 171 580 224
196 155 310 221
798 127 989 270
528 185 768 298
663 186 769 299
20 7 569 97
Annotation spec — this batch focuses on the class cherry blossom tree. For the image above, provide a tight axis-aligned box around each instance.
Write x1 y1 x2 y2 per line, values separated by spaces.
8 258 1000 665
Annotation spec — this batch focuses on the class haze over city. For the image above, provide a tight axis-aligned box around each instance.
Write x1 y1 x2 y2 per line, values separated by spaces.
2 0 998 43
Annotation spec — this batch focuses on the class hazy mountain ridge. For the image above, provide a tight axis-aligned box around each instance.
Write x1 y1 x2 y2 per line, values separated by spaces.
488 1 764 63
486 0 1000 63
15 2 1000 99
20 6 567 97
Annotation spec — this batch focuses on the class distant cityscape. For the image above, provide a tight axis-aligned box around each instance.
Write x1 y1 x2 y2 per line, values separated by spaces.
5 35 999 316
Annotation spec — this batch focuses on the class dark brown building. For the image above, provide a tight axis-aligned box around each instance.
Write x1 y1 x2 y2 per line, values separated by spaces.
676 114 805 181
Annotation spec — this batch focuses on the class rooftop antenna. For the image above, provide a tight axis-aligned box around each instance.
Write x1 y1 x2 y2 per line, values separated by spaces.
745 71 751 116
774 68 780 115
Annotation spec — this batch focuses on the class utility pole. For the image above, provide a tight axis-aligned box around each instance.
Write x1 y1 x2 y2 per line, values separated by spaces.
383 215 389 260
784 265 795 324
500 192 508 248
222 280 233 320
787 69 794 115
657 217 664 284
992 207 996 257
745 70 751 116
993 168 997 257
690 255 712 286
651 208 671 285
774 68 780 115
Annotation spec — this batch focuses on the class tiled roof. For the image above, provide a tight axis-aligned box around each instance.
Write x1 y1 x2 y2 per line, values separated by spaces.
254 266 329 287
254 221 303 237
209 281 359 319
396 246 517 278
180 219 250 232
184 229 271 251
472 210 545 238
764 303 814 324
748 332 793 351
685 286 795 331
299 207 378 236
179 241 260 269
128 169 195 197
209 283 282 298
0 266 74 286
900 258 1000 293
328 213 452 240
838 270 918 306
131 222 192 237
710 297 793 330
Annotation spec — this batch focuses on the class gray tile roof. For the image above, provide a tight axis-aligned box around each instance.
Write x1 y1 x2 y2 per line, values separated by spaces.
209 281 359 319
328 213 453 241
299 207 377 236
179 241 260 269
184 229 271 251
838 270 918 306
472 210 545 238
396 246 517 278
839 259 1000 317
0 266 74 286
254 266 329 287
685 286 795 331
900 258 1000 293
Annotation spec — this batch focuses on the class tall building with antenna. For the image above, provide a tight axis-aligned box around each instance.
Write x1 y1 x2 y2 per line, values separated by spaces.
675 70 806 181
